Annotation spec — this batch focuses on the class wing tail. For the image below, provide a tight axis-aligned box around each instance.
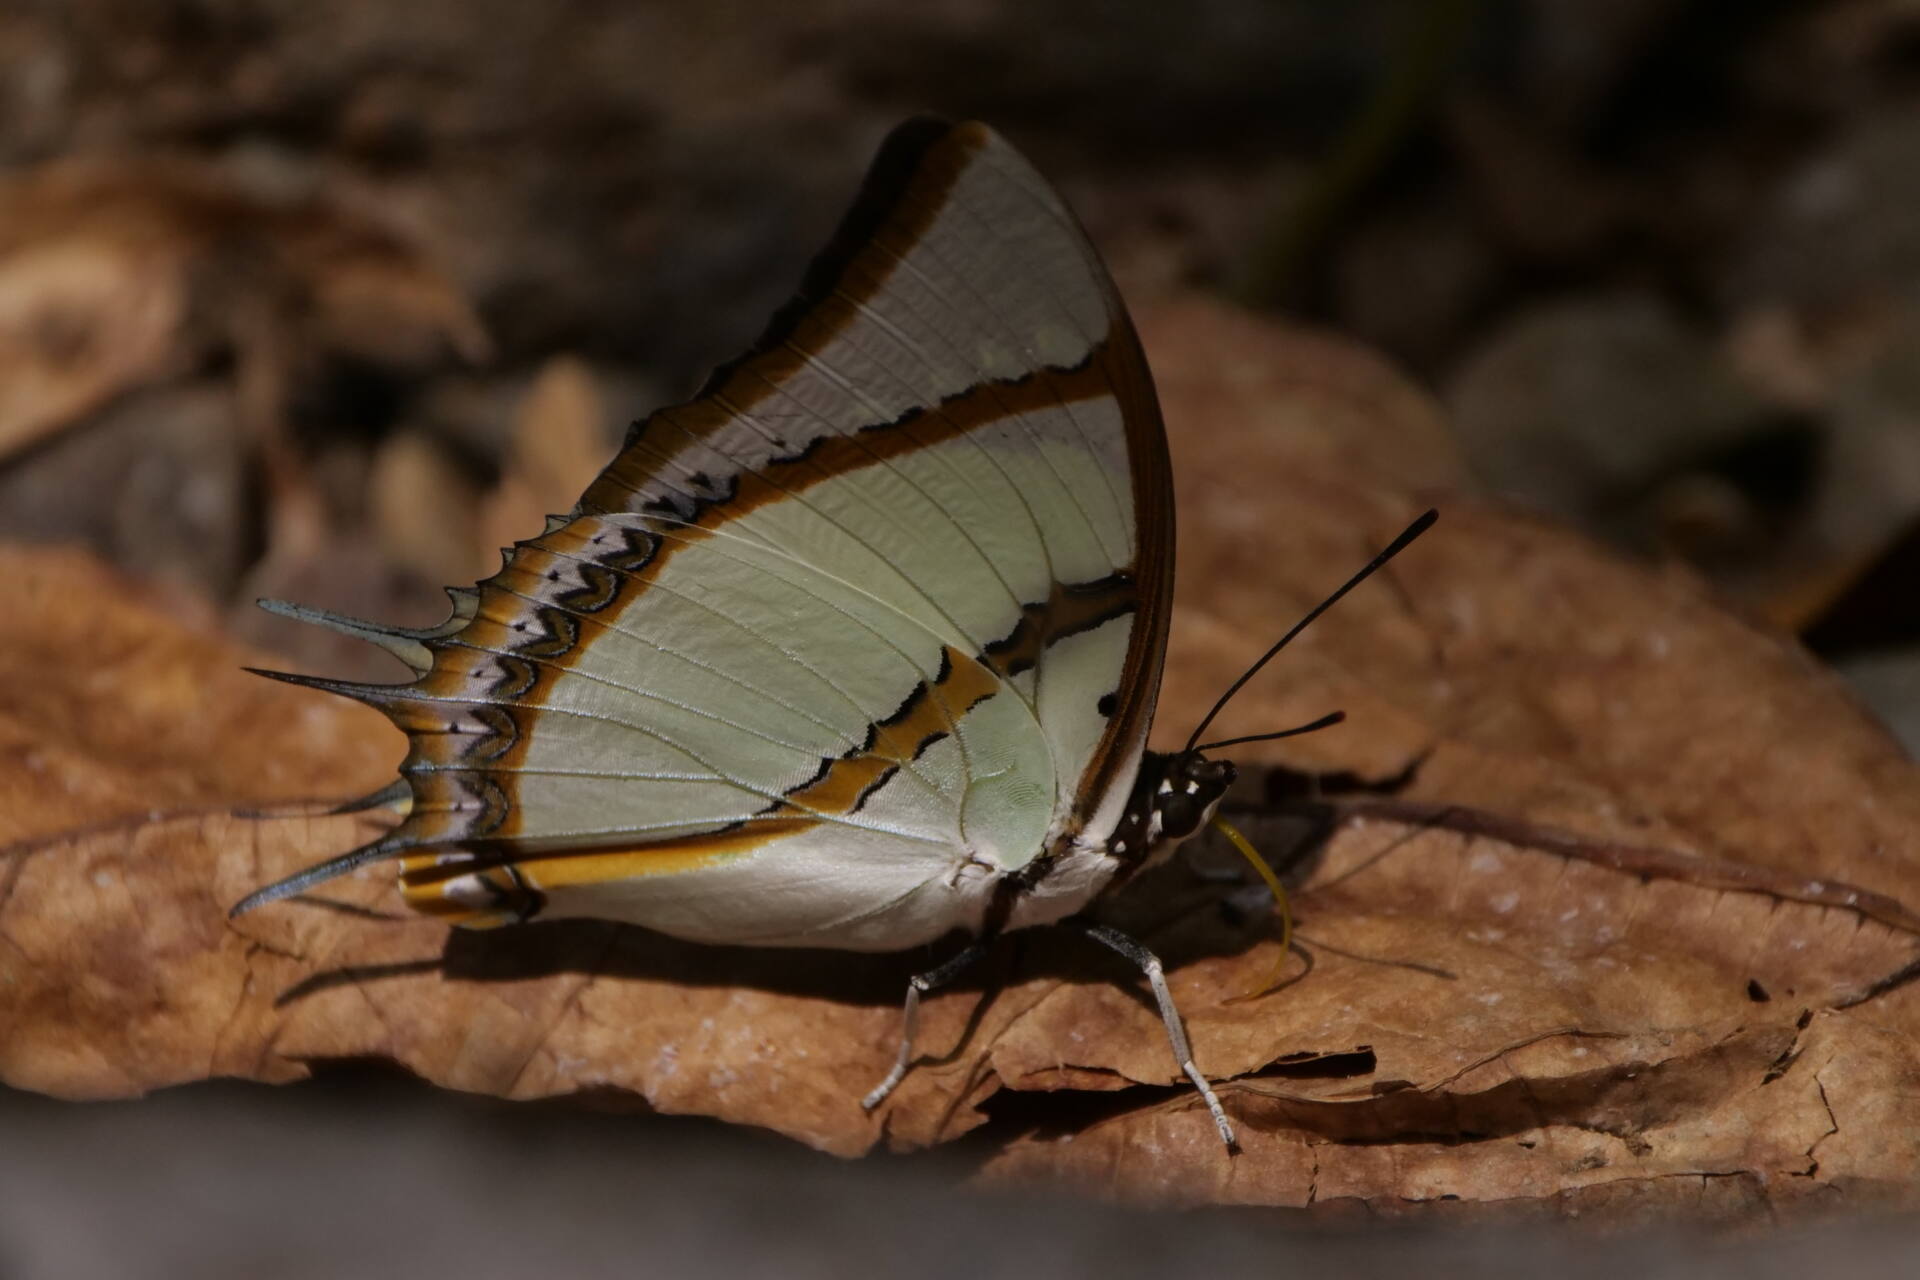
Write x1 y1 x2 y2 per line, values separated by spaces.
227 834 413 917
256 591 481 676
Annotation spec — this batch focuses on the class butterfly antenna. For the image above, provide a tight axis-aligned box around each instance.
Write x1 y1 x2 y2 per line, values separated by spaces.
1194 710 1345 754
1182 509 1437 753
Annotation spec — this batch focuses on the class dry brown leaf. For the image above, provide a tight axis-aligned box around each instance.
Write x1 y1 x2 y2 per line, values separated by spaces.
0 546 396 847
5 297 1920 1223
0 156 486 463
0 171 189 460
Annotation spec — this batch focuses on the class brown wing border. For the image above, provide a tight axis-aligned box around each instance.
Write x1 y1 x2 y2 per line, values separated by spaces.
1062 288 1175 833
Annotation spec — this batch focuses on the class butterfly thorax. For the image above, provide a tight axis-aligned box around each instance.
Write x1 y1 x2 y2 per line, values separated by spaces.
998 748 1231 929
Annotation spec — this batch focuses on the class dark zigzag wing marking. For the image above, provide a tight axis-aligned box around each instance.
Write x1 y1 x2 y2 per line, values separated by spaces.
549 562 622 614
462 705 522 763
510 607 580 660
486 655 539 701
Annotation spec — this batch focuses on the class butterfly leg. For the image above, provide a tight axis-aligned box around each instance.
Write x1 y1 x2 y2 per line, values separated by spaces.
861 936 995 1113
1071 920 1237 1150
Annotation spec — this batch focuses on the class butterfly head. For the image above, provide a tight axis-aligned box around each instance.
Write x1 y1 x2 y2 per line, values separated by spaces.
1115 749 1236 870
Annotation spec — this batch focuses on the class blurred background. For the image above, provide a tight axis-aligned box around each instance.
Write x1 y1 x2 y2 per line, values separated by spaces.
6 0 1920 1270
8 1 1920 700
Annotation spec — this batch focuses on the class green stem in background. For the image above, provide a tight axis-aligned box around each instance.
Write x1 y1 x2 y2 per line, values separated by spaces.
1236 0 1485 309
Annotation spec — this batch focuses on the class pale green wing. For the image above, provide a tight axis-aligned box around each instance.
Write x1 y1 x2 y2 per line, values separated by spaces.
237 119 1174 951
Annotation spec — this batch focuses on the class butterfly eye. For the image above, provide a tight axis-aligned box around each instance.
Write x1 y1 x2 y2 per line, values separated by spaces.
1157 791 1202 839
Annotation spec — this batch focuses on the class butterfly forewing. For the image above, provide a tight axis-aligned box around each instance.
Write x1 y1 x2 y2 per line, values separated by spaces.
250 119 1174 951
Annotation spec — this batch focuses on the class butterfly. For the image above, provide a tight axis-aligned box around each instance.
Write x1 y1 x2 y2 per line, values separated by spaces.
233 117 1433 1149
